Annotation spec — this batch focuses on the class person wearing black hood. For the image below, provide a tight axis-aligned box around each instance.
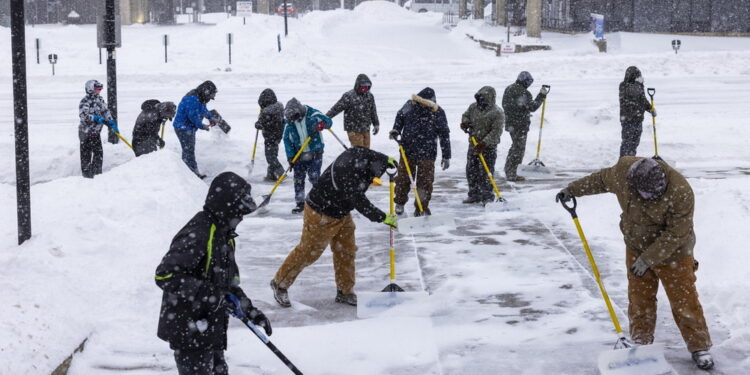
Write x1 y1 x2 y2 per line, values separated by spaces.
619 66 656 157
501 71 549 182
388 87 451 217
155 172 272 375
132 99 176 157
173 80 220 178
326 74 380 148
255 89 286 181
270 147 398 308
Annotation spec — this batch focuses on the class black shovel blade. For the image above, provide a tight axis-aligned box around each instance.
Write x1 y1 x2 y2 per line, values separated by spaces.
382 283 405 292
217 120 231 134
528 158 546 167
257 194 272 209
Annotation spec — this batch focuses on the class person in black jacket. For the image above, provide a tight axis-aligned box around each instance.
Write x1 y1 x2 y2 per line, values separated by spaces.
270 147 398 308
388 87 451 217
132 99 176 157
155 172 271 375
255 89 286 181
619 66 656 157
326 74 380 148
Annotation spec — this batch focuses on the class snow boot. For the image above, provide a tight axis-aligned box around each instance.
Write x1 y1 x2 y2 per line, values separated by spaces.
291 202 305 214
335 290 357 306
692 350 714 370
395 204 405 215
414 207 431 217
264 174 277 182
462 196 481 204
506 175 525 182
270 280 291 308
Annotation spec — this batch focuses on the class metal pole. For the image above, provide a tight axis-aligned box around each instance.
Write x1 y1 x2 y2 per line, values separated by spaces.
11 0 32 244
283 0 288 36
164 34 168 63
105 0 118 144
99 48 102 64
277 33 281 52
36 38 40 64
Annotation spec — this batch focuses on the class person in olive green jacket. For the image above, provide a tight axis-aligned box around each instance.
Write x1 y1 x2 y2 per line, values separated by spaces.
460 86 505 204
556 156 714 371
501 71 548 181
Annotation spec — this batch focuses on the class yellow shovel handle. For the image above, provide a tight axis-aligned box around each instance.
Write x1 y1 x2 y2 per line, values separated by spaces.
268 136 313 196
160 121 166 141
251 129 260 159
115 132 133 150
389 179 396 282
650 98 659 157
535 99 547 159
398 145 424 213
470 136 503 200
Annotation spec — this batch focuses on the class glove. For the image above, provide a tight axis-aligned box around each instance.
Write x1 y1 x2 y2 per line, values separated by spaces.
225 294 245 319
247 307 272 336
389 130 400 140
372 125 379 135
630 258 650 277
441 159 450 170
474 141 487 154
555 188 573 203
387 157 398 169
254 121 262 130
540 85 550 95
201 124 211 131
92 115 106 125
651 109 657 117
315 121 326 132
287 158 295 168
383 214 397 228
107 120 119 133
460 121 471 133
158 138 165 149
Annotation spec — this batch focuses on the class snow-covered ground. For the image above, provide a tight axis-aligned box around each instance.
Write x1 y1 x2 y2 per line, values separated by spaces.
1 3 750 374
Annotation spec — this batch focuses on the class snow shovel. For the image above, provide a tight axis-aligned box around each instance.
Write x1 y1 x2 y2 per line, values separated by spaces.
560 197 674 375
520 85 552 176
236 316 303 375
393 137 456 235
470 136 517 211
327 128 349 150
107 123 134 150
159 120 166 149
248 129 260 178
257 136 313 210
647 88 663 162
358 170 430 318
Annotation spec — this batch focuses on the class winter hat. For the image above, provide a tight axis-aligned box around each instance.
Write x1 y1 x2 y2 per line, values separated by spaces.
417 87 436 102
195 80 217 103
204 172 256 221
85 79 103 94
517 71 534 88
284 98 306 122
627 158 667 199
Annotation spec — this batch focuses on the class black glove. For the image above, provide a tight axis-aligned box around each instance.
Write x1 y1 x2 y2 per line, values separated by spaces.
389 130 400 140
158 138 165 149
474 141 487 154
460 121 471 133
247 307 272 336
254 121 262 130
372 125 379 135
555 188 573 203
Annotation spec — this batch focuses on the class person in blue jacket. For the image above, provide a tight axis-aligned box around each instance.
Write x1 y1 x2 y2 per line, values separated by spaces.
282 98 333 214
173 80 219 179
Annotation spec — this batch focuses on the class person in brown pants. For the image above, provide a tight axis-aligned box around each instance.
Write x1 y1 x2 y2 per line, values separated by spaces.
389 87 451 217
556 156 714 370
271 147 398 307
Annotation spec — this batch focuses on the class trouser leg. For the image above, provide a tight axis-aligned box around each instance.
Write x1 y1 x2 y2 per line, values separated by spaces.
394 154 412 206
91 135 103 176
265 139 284 178
620 121 643 157
414 159 435 210
478 147 497 200
626 249 661 345
80 135 94 178
293 160 310 204
330 214 357 293
174 349 225 375
347 131 370 148
504 130 528 179
274 205 346 289
307 155 323 187
175 129 198 173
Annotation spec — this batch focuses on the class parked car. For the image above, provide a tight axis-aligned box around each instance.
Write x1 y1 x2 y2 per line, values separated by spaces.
410 0 470 15
276 3 297 17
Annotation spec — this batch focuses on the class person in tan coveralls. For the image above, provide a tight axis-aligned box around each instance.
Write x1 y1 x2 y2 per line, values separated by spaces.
556 156 714 370
270 147 398 308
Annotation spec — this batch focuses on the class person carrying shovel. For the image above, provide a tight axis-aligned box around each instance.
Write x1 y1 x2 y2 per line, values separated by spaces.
255 88 286 181
556 156 714 370
460 86 505 205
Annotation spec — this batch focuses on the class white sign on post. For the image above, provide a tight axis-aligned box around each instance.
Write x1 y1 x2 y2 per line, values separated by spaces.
501 43 516 54
236 1 253 17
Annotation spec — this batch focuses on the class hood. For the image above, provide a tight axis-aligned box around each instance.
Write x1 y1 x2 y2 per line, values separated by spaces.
332 147 391 189
204 172 256 223
624 66 643 83
354 73 372 91
186 80 217 104
157 101 177 120
258 88 278 108
284 98 307 122
141 99 161 112
474 86 497 107
516 71 534 88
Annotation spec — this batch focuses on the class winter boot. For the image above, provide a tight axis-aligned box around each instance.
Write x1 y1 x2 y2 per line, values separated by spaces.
395 204 405 215
291 202 305 214
462 196 481 204
506 175 525 182
264 174 278 182
335 290 357 306
692 350 714 370
270 280 291 308
414 207 431 217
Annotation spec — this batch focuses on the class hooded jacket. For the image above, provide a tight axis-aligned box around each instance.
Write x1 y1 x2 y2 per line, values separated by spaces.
326 74 380 133
392 88 451 161
619 66 652 124
155 172 255 351
282 99 333 159
501 80 545 132
173 81 216 132
255 89 285 143
306 147 389 223
462 86 505 147
566 156 696 267
133 100 175 156
78 91 113 136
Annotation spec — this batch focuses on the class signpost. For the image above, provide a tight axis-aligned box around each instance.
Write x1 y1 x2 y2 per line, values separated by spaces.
227 33 233 64
590 13 606 53
100 0 121 144
672 39 681 54
237 1 253 25
11 0 32 244
501 43 516 55
48 53 57 75
164 34 169 63
35 38 40 64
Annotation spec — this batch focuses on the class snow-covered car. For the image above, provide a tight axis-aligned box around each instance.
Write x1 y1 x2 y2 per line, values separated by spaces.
410 0 469 14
